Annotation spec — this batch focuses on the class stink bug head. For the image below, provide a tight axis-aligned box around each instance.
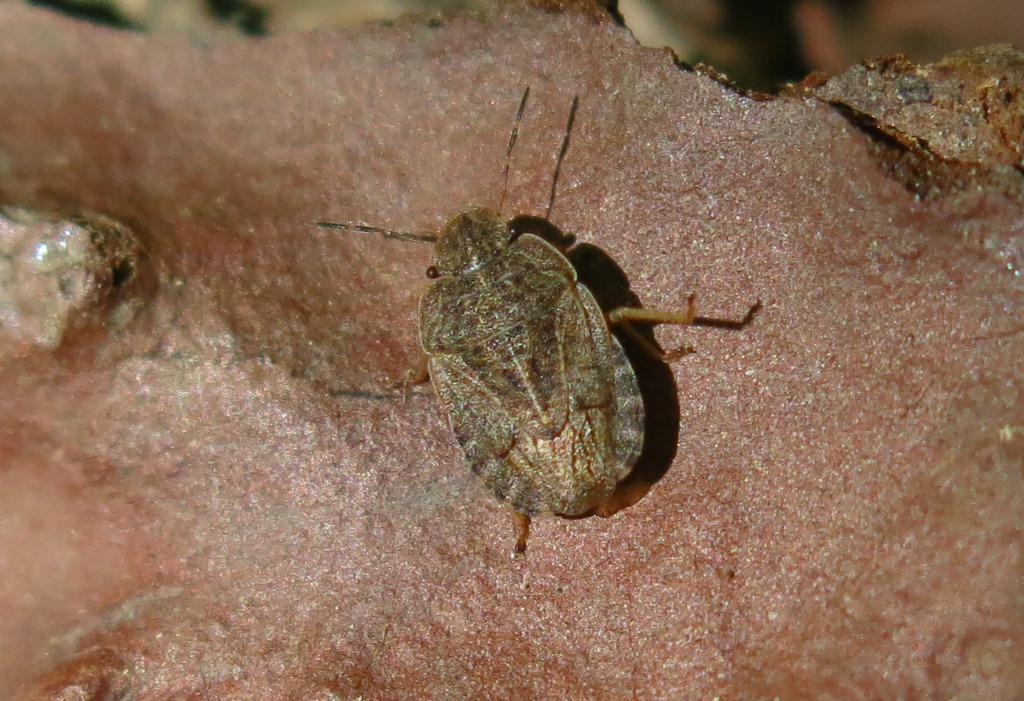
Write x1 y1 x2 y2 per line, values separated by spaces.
428 88 579 278
432 208 510 276
431 210 580 278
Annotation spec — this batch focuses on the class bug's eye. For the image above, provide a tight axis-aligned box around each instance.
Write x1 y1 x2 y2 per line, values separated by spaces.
425 265 441 279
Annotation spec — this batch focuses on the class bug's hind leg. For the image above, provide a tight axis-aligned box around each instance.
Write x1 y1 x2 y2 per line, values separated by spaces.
609 295 761 360
608 293 698 360
608 292 698 327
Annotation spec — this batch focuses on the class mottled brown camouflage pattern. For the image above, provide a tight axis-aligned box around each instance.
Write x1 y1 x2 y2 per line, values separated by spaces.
420 208 644 515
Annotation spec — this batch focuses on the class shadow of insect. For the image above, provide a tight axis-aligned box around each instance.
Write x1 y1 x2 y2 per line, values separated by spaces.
318 88 759 555
566 241 760 519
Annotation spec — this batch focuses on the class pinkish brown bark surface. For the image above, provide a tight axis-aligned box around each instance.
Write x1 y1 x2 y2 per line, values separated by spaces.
0 2 1021 699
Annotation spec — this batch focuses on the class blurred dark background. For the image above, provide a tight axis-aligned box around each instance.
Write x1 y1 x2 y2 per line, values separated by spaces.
26 0 1024 89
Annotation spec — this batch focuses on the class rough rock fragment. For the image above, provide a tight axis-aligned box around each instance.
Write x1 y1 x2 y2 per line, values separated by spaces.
0 207 146 358
803 44 1024 200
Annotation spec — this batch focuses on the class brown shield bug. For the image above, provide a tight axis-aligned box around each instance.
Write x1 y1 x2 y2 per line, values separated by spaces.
319 89 757 553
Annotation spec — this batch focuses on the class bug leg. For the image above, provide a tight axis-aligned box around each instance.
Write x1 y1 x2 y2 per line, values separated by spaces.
609 296 761 359
608 292 698 327
608 293 697 358
662 341 697 362
393 353 430 403
613 318 672 359
692 299 763 330
407 353 430 385
513 512 532 557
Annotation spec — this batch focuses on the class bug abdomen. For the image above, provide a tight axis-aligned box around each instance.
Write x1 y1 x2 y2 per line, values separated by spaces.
426 278 644 516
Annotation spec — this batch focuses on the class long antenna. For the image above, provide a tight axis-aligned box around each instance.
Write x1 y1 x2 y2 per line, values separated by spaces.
315 220 437 244
498 86 530 214
545 95 579 220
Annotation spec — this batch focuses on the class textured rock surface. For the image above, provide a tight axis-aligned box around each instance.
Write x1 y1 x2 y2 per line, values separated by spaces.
0 2 1021 699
